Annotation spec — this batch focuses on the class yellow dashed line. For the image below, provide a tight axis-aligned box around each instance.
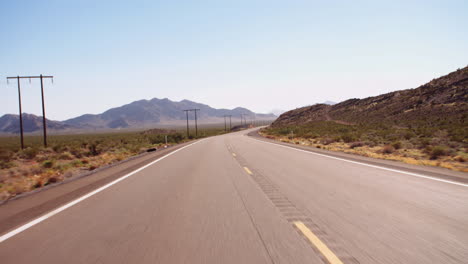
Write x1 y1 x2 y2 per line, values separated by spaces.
294 221 344 264
243 167 253 175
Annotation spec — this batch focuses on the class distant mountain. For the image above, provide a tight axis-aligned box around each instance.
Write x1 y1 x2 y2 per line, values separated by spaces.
323 100 337 105
64 98 276 129
0 98 276 133
272 66 468 127
0 113 73 133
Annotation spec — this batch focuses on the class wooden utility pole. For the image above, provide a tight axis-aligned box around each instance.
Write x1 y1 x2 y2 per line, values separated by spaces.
182 109 200 138
7 75 53 148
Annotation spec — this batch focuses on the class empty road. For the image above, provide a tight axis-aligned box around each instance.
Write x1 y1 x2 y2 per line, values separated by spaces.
1 129 467 263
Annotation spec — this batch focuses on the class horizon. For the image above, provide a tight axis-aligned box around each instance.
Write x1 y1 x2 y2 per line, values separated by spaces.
1 0 468 120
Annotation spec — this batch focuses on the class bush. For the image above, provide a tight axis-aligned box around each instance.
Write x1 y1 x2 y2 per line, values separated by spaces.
0 160 15 169
321 138 335 145
349 142 364 149
0 149 13 162
382 145 395 154
42 160 54 168
19 147 39 159
392 141 402 150
430 146 447 160
342 134 357 143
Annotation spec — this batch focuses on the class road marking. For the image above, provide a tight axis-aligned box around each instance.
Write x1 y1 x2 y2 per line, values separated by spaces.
294 221 344 264
232 153 237 157
244 167 253 175
0 139 206 243
251 138 468 187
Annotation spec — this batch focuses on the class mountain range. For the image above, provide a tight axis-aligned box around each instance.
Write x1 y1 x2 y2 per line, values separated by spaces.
0 98 276 134
272 66 467 127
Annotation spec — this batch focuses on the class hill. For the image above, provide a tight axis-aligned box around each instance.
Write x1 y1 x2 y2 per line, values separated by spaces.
0 113 73 133
264 66 467 172
0 98 276 133
272 67 467 128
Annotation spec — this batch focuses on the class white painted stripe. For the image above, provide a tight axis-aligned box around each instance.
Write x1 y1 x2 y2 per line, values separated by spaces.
251 137 468 187
0 139 206 243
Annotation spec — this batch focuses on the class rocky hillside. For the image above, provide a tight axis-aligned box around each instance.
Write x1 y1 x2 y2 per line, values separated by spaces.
272 66 468 128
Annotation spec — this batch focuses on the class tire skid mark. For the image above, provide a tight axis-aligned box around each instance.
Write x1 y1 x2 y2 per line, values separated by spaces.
228 142 360 264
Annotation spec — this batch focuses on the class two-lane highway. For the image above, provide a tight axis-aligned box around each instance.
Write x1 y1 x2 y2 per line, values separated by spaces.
1 129 467 263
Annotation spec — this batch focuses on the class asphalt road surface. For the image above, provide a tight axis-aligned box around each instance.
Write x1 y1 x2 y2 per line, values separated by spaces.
1 129 467 263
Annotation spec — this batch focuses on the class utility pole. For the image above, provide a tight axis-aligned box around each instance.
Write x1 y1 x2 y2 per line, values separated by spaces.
7 75 53 148
183 109 190 138
240 114 248 126
182 109 200 138
223 115 232 131
193 109 199 137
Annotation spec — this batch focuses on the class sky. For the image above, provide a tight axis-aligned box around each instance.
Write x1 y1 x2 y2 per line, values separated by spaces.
1 0 467 120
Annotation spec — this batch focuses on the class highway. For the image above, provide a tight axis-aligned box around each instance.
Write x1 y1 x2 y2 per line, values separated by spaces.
0 129 467 263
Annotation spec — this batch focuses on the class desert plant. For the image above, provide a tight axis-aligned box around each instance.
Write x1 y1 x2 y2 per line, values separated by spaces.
42 160 55 168
392 141 402 150
382 145 395 154
350 142 364 149
430 146 448 160
19 147 39 160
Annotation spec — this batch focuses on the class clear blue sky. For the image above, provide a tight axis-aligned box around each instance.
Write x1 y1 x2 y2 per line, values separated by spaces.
1 0 467 120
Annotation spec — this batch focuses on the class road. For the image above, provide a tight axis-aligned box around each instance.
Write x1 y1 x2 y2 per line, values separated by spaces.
0 129 467 263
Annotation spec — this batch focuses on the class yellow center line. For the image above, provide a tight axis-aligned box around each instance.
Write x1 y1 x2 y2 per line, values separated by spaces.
243 167 253 175
294 221 344 264
232 153 237 157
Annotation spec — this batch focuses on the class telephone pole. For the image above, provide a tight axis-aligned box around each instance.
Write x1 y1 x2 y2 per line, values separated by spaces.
193 109 200 137
224 115 232 131
240 114 247 126
7 74 53 148
182 109 200 138
183 110 190 138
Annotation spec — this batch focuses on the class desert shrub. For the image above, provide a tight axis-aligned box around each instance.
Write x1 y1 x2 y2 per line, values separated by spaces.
321 138 335 145
57 152 74 160
42 160 54 168
18 147 39 159
0 149 13 162
341 134 357 143
430 146 448 160
392 141 402 150
455 156 466 162
418 138 431 148
403 131 416 140
0 160 15 169
350 142 364 149
52 144 66 152
382 145 395 154
45 177 58 185
87 142 100 156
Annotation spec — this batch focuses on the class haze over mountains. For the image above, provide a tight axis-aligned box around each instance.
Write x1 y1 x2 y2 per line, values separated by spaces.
272 66 468 127
0 98 276 134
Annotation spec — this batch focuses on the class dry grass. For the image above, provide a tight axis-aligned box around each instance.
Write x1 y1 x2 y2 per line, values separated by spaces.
259 131 468 173
0 128 226 201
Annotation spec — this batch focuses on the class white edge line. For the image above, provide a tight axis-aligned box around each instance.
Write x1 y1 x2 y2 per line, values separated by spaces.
0 139 206 243
250 137 468 188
